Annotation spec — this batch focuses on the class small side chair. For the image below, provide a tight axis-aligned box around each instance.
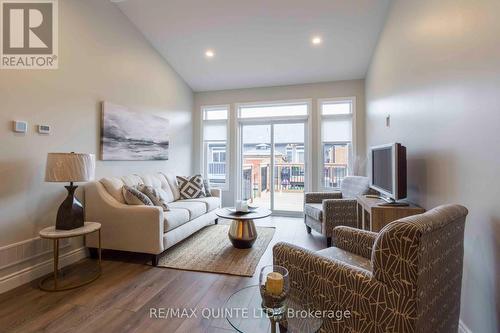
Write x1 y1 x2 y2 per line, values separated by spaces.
304 176 371 246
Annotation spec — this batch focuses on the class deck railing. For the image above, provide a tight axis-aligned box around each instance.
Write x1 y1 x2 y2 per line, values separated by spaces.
241 162 348 199
208 162 226 176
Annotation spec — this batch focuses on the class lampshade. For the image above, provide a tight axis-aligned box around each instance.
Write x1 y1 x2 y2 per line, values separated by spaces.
45 153 95 182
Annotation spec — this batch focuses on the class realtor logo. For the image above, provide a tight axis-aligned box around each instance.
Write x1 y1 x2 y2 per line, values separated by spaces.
1 0 58 69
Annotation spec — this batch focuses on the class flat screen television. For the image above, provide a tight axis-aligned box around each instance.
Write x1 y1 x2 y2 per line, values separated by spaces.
370 143 407 202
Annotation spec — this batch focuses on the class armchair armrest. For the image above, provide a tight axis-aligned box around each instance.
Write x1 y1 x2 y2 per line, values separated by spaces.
273 242 389 331
305 191 342 204
322 198 358 234
332 226 377 259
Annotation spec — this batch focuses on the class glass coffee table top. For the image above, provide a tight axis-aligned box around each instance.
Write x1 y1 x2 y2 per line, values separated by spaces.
224 285 323 333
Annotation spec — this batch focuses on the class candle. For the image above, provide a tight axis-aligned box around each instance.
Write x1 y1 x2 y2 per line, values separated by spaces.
265 272 284 295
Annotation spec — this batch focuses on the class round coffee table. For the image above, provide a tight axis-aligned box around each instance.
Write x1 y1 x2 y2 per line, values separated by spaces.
216 207 272 248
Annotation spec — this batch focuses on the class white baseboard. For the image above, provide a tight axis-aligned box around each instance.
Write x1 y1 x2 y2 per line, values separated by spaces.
0 247 88 294
459 319 472 333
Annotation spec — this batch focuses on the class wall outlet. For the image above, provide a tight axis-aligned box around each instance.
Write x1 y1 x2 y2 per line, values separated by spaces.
37 124 51 134
13 120 28 133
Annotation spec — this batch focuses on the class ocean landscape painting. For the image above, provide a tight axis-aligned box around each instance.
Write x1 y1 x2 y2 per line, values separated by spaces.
101 102 170 160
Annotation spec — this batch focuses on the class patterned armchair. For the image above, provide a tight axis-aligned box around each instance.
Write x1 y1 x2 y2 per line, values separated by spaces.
304 176 371 246
275 204 468 333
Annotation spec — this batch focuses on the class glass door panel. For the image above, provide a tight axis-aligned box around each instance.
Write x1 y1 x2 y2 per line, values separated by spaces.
241 124 272 210
273 123 305 212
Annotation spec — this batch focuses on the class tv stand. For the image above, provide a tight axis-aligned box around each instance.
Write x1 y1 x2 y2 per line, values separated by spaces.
364 194 409 206
356 195 425 232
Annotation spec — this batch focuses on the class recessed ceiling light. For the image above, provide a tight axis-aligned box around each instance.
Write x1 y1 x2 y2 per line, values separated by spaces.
205 50 215 58
312 36 322 45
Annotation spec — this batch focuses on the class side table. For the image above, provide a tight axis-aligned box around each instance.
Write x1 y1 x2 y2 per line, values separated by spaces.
39 222 102 292
356 195 425 232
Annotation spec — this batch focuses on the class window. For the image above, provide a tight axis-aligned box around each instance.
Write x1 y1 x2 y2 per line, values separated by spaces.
239 103 308 119
202 106 229 189
319 98 354 190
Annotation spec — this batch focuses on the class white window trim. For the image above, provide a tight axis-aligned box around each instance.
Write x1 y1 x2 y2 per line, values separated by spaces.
200 104 230 191
317 96 357 191
235 99 313 215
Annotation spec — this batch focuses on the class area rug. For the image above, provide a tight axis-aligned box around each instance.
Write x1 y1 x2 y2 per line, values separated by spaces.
156 224 275 277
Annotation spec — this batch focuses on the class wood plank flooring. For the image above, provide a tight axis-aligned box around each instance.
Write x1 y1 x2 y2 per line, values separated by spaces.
0 217 326 333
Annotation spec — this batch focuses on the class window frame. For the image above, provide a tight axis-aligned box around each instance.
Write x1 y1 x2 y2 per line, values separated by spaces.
235 99 313 215
201 104 230 191
317 97 357 191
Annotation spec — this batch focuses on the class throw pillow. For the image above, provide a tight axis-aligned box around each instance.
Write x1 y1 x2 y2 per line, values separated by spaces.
176 175 206 199
137 184 170 211
203 178 212 197
122 185 154 206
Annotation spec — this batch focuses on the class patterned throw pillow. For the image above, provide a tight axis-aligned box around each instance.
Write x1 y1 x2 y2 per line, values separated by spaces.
122 186 154 206
176 175 206 199
137 184 170 211
203 178 212 197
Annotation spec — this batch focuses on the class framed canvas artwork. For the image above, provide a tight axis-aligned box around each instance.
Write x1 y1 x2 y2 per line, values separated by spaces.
101 102 170 160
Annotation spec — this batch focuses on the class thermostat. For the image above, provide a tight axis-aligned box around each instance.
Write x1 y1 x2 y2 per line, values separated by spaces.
13 120 28 133
37 124 51 134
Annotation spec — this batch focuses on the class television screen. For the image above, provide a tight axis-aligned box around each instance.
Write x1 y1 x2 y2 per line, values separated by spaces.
372 147 393 194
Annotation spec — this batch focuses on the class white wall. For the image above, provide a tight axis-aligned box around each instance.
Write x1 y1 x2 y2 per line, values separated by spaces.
365 1 500 332
194 80 365 207
0 0 193 284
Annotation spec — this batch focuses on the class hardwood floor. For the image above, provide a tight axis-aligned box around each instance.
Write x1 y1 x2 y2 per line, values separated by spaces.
0 217 326 333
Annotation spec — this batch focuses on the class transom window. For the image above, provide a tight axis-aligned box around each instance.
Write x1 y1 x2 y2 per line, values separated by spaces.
238 103 308 119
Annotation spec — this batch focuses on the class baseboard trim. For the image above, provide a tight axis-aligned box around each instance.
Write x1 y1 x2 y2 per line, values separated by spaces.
0 247 88 294
459 319 472 333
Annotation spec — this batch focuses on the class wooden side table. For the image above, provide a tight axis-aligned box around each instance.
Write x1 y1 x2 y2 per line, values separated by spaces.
39 222 101 292
356 196 425 232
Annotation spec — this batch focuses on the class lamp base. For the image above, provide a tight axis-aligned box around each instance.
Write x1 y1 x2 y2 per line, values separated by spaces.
56 185 84 230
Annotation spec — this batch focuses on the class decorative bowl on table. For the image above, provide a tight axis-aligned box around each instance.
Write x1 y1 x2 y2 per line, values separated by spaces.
259 265 290 318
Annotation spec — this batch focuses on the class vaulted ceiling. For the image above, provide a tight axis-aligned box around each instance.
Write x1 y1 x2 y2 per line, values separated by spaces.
115 0 391 91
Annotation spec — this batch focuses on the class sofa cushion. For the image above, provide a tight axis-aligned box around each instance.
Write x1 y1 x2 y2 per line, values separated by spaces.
164 208 190 232
161 172 181 201
183 197 220 212
100 177 125 204
168 200 207 220
177 175 206 199
340 176 370 199
121 174 144 187
316 246 372 272
140 174 162 188
304 203 323 221
122 186 154 206
140 173 175 203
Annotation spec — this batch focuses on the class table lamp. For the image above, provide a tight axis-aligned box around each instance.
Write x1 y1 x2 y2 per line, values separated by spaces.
45 152 95 230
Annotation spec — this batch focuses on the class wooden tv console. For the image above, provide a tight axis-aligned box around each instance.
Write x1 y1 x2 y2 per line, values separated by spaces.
356 195 425 232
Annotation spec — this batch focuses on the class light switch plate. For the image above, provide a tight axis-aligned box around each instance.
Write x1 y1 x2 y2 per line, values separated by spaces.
13 120 28 133
386 115 391 127
37 124 51 134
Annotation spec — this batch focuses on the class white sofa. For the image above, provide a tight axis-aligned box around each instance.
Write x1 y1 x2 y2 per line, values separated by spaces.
84 172 221 265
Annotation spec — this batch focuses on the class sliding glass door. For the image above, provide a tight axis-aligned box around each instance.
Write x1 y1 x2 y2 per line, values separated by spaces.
241 124 272 210
240 121 306 215
273 123 305 212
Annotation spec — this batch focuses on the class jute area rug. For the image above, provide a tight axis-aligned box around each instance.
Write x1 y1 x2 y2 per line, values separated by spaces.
156 224 275 277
